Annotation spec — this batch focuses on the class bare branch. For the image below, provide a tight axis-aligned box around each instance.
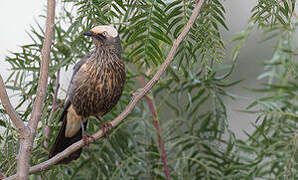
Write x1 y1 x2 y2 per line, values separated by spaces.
43 68 60 148
140 76 171 180
0 75 26 133
44 69 60 148
49 69 60 118
5 0 205 179
29 0 55 135
15 0 56 179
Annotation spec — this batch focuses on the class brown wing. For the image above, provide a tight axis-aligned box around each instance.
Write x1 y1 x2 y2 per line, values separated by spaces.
49 52 92 164
49 102 87 164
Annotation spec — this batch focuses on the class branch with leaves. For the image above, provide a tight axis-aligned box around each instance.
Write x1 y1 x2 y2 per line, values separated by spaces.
4 0 205 179
0 0 55 179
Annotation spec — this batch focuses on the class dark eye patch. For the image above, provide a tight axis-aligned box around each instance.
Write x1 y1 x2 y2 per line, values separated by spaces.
96 34 106 40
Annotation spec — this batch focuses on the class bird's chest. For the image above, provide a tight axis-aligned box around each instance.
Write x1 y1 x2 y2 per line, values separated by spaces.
71 61 125 117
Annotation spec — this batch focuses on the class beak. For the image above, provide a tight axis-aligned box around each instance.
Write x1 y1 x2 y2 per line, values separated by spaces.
83 31 97 37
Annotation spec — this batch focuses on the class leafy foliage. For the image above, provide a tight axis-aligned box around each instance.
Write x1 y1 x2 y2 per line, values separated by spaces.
0 0 297 179
231 0 298 178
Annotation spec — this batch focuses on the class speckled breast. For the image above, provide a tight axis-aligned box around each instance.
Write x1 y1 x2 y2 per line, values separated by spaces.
71 59 126 118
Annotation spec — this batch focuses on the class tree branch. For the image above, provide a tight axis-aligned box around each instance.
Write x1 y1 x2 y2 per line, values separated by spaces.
28 0 55 138
0 75 26 133
15 0 56 179
139 76 171 180
5 0 205 179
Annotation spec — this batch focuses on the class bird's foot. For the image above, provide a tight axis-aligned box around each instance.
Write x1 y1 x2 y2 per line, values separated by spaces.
82 133 95 151
101 122 113 138
95 116 112 138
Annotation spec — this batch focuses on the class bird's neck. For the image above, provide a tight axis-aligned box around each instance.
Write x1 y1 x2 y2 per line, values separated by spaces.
92 38 122 59
92 47 121 65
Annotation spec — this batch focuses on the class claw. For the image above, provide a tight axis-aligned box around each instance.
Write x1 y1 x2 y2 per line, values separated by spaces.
101 122 113 138
95 116 112 138
82 133 95 151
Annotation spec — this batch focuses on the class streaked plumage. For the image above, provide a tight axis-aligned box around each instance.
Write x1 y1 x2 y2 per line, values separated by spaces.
49 25 126 164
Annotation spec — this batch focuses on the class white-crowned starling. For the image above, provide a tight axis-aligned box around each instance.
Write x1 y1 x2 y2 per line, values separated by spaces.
49 25 126 164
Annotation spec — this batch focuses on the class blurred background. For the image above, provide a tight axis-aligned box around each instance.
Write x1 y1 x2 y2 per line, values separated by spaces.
0 0 281 139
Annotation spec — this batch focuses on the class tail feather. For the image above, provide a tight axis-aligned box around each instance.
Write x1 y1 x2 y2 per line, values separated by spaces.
49 112 87 164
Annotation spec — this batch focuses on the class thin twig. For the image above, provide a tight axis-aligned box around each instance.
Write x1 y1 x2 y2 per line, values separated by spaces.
49 69 60 118
44 68 60 148
5 0 205 179
0 76 27 133
139 76 171 180
15 0 56 179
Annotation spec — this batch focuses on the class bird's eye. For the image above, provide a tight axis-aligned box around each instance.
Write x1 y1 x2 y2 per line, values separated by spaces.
102 31 108 36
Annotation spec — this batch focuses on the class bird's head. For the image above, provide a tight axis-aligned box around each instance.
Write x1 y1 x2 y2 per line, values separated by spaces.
83 25 122 55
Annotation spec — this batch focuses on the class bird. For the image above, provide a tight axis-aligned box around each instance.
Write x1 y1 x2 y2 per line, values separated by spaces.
49 25 126 164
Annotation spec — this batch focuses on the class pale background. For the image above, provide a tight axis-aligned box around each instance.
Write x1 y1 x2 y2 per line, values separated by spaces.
0 0 277 139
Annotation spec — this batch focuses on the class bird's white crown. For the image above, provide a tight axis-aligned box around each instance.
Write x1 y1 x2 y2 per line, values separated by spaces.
90 25 118 37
